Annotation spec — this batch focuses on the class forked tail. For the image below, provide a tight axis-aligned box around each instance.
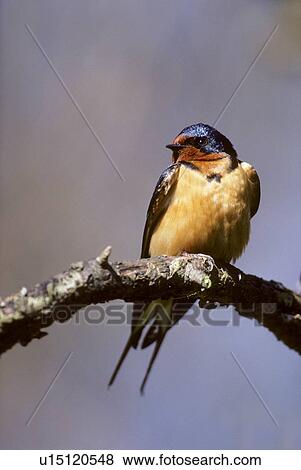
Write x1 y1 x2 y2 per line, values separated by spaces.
108 299 173 393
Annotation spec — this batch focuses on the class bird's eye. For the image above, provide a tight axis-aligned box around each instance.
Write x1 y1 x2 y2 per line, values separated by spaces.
200 137 209 146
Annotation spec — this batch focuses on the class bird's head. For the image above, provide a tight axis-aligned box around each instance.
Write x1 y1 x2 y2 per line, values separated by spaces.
166 122 237 163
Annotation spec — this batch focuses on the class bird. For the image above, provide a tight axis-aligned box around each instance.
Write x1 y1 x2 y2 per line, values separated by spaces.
109 122 260 393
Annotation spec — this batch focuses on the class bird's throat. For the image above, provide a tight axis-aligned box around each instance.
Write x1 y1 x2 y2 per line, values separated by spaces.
180 153 235 176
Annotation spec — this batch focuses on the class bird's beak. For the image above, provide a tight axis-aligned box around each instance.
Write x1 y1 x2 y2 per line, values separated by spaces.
165 143 187 151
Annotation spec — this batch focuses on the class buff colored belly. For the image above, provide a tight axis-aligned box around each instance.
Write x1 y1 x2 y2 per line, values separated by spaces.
149 165 251 262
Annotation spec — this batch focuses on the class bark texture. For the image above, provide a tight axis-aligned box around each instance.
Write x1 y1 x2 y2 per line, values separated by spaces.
1 247 301 356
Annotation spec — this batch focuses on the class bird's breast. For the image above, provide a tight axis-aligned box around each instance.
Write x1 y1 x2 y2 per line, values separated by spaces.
149 163 251 262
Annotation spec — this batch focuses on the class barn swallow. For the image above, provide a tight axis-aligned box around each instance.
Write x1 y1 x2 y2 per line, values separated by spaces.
109 122 260 393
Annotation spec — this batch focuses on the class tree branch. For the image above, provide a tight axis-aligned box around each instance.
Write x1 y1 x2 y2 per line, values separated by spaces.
1 247 301 356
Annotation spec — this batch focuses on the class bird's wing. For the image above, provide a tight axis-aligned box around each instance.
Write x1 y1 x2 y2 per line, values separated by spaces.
141 163 181 257
240 161 261 218
128 163 181 352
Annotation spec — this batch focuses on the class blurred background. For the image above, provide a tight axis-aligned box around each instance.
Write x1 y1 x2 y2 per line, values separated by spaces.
1 0 301 450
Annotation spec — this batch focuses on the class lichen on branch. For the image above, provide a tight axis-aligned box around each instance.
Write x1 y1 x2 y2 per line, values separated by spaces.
0 247 301 356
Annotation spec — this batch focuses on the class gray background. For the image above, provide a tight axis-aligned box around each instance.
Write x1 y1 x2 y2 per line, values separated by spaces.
1 0 301 449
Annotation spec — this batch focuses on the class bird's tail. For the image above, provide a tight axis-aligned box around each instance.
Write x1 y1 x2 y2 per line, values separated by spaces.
108 299 173 393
